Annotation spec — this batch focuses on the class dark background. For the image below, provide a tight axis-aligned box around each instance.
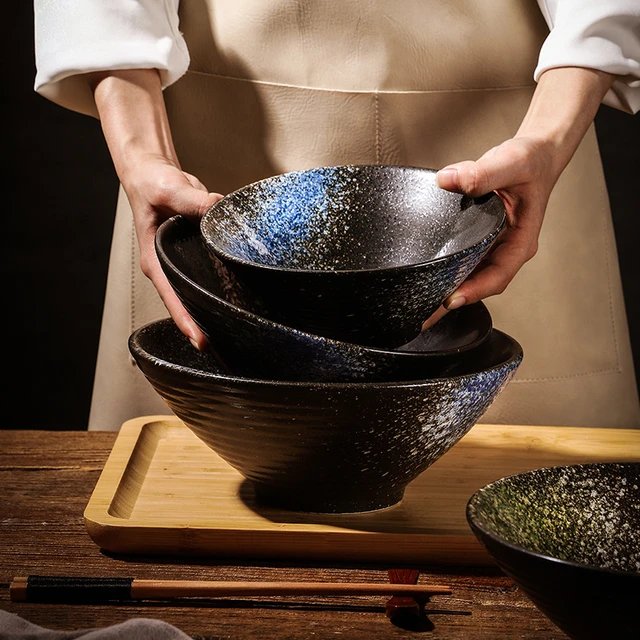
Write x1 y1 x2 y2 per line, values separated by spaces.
4 5 639 430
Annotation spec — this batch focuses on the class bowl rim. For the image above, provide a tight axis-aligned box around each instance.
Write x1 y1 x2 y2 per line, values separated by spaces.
157 215 493 359
465 461 640 580
129 318 523 389
200 164 507 276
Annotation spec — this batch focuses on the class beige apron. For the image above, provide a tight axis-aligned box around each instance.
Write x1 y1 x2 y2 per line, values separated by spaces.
88 0 640 431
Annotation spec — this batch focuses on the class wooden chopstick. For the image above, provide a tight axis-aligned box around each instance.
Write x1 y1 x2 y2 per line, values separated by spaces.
10 575 452 603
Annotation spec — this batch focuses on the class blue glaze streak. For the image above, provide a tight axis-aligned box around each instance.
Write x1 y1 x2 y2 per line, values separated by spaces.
226 167 354 266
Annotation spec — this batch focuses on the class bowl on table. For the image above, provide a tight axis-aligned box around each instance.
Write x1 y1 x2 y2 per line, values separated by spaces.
156 215 493 382
128 318 522 514
466 463 640 640
200 164 506 348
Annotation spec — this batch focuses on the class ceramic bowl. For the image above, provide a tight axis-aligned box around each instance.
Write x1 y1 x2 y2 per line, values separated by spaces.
128 318 522 514
466 463 640 640
157 215 493 382
200 165 505 348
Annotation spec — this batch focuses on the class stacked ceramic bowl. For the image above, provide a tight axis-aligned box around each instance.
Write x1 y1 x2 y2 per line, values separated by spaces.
129 165 523 513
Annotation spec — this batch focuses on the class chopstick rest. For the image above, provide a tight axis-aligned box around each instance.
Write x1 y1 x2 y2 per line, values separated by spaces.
10 575 452 604
386 568 421 618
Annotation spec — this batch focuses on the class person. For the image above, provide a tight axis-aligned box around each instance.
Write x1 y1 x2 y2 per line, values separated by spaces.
33 0 640 431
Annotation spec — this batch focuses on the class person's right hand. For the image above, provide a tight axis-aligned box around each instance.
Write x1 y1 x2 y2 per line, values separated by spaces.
91 68 223 350
120 156 222 350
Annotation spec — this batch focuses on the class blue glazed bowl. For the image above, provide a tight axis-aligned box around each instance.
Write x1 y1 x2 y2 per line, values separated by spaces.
129 318 522 514
467 463 640 640
157 216 493 382
201 165 505 348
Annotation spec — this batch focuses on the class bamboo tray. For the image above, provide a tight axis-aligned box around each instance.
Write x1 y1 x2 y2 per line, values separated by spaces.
84 416 640 565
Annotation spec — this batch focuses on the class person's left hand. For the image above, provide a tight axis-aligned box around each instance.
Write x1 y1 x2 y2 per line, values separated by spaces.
423 66 616 329
422 135 559 329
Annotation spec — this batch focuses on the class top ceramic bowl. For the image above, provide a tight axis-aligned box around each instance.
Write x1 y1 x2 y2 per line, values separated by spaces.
157 215 493 382
201 164 505 348
129 318 522 514
467 463 640 640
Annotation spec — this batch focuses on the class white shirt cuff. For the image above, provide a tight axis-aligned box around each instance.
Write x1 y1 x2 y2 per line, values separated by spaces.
535 0 640 113
34 0 189 117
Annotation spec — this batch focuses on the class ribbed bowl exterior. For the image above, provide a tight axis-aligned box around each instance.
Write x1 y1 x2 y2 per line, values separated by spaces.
130 319 521 513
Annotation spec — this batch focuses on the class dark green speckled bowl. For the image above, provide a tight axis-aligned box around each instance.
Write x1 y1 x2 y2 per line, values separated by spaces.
467 463 640 640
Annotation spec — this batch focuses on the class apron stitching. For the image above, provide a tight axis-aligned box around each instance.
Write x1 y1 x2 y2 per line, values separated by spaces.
130 219 137 357
295 2 309 69
512 367 622 383
599 153 622 372
184 69 535 95
374 91 381 164
513 133 623 385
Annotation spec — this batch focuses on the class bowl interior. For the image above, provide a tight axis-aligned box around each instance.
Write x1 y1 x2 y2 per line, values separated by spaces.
157 215 493 358
157 216 254 311
201 165 505 272
467 463 640 573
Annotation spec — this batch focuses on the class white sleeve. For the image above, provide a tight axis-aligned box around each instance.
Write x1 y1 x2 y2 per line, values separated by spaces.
34 0 189 117
535 0 640 114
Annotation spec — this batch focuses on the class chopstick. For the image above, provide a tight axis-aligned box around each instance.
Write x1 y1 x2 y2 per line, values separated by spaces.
10 575 452 604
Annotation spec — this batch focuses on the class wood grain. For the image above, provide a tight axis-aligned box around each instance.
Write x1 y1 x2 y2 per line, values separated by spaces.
83 416 640 564
1 425 619 638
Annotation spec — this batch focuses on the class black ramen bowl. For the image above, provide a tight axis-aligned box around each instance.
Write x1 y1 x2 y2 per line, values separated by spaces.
129 318 522 514
200 165 505 348
466 463 640 640
157 215 493 382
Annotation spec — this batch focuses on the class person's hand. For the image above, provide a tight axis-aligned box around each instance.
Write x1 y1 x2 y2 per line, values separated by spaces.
423 66 616 329
90 68 223 350
423 136 554 328
120 156 222 350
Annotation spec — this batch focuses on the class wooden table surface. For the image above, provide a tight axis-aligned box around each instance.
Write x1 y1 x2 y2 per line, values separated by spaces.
0 429 567 639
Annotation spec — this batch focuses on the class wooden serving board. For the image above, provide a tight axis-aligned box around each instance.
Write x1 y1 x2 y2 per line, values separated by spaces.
84 416 640 565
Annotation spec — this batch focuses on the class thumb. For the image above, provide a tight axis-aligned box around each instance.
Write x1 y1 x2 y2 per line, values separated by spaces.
173 190 224 224
436 160 495 197
437 144 526 197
